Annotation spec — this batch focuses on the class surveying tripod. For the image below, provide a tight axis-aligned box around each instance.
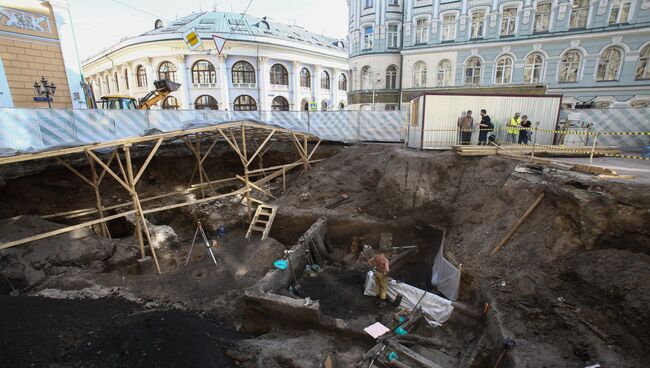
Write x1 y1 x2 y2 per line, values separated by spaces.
185 221 219 268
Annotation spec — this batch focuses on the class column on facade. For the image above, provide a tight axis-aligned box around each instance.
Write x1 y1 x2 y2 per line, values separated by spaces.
257 56 269 111
217 54 230 110
124 63 135 97
143 58 156 93
291 61 302 111
175 55 191 109
313 65 322 109
332 68 340 110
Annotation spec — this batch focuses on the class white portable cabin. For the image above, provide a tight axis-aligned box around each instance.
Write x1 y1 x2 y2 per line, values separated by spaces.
407 93 563 149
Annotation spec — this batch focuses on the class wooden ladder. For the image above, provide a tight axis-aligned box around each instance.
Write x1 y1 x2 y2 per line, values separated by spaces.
245 204 278 240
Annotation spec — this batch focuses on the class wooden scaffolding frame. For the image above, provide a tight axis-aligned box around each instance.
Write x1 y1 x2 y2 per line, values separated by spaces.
0 121 322 275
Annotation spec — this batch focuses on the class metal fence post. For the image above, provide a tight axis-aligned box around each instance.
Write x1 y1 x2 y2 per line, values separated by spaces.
530 122 539 163
587 132 599 174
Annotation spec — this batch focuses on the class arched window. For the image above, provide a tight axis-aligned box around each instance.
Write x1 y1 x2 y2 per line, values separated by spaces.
437 60 452 86
569 0 590 29
191 60 216 83
320 71 330 89
300 68 311 87
194 95 218 110
302 100 310 111
413 62 427 88
162 96 180 110
338 74 347 91
559 50 582 83
464 57 481 85
124 69 129 90
361 66 371 90
495 56 513 84
271 96 289 111
270 64 289 85
636 45 650 80
386 65 398 89
136 65 147 88
321 100 328 111
596 47 623 81
524 53 544 83
339 102 345 110
158 61 177 82
234 95 257 111
232 61 256 84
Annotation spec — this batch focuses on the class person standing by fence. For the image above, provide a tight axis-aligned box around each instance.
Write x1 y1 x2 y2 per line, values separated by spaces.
518 115 532 144
457 110 474 145
478 109 493 145
507 113 521 144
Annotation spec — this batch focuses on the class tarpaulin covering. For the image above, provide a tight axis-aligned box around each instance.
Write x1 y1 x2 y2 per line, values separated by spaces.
430 239 461 301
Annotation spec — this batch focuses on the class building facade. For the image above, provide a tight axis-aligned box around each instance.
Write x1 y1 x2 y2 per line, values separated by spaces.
0 0 85 108
82 12 349 112
348 0 650 110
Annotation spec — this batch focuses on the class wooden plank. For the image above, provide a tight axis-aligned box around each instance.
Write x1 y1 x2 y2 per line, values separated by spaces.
246 129 276 167
386 341 444 368
55 158 95 188
133 137 164 185
85 149 134 195
491 192 545 255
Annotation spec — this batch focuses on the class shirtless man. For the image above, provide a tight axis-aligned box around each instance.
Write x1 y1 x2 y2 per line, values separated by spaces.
368 253 390 301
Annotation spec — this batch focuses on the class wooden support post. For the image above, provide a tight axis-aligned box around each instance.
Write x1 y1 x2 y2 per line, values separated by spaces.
282 165 286 193
124 144 161 274
86 153 110 238
241 125 252 217
587 132 599 174
491 192 545 255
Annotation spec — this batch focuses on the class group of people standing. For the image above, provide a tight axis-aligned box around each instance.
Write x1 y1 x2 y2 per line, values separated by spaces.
457 110 533 145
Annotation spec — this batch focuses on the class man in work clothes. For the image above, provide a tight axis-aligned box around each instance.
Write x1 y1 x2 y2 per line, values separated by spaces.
507 113 521 144
478 109 493 145
368 253 390 301
457 110 473 145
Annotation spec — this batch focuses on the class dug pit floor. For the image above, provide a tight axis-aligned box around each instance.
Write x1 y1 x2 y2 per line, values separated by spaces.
1 143 649 367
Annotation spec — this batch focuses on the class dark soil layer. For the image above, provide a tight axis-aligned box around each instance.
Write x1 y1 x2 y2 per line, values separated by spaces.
0 296 246 368
297 268 378 319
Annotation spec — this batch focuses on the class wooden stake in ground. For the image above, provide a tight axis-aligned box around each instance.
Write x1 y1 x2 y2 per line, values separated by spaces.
491 192 545 255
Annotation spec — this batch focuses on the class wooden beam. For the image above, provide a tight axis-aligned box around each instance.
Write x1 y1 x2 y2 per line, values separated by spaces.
55 158 95 188
246 129 276 167
236 175 276 199
85 149 134 196
133 137 164 185
491 192 545 255
86 152 110 238
96 149 117 185
124 145 161 275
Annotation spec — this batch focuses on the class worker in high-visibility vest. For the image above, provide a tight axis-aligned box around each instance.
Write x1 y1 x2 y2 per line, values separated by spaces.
507 113 521 144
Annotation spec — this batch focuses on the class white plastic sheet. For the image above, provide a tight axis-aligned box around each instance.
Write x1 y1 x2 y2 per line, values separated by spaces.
431 238 461 301
364 271 454 325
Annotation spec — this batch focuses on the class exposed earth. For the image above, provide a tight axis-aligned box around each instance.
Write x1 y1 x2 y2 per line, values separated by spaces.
1 143 648 367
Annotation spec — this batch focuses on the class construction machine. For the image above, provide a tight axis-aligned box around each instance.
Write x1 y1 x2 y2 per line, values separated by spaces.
92 79 181 110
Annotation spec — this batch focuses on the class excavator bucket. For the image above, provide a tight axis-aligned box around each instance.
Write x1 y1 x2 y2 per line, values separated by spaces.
153 79 180 93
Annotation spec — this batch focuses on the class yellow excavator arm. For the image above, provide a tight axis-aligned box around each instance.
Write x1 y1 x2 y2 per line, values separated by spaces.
138 79 181 109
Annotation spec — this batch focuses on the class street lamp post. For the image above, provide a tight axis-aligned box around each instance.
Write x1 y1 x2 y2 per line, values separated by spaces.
33 76 56 108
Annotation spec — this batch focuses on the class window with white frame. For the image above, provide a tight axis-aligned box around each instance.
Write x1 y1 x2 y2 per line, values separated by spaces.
609 0 631 25
386 65 398 89
361 66 372 89
558 50 582 83
364 26 374 49
415 18 429 44
464 57 481 85
569 0 590 29
495 56 513 84
388 0 399 5
364 0 374 9
501 7 518 36
442 15 456 41
534 3 551 33
636 46 650 80
388 24 399 48
437 59 452 86
596 47 623 81
470 10 485 39
523 53 544 83
413 62 427 87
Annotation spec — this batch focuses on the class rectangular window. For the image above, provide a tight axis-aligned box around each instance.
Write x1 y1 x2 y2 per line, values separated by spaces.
388 0 399 5
365 0 374 9
364 26 374 50
387 24 399 48
385 104 397 111
470 11 485 39
442 15 456 41
415 18 429 44
609 0 631 24
534 3 551 33
569 0 589 29
501 7 517 36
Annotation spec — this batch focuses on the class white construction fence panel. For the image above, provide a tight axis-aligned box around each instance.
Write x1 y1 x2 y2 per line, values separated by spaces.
562 108 650 147
419 94 562 149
